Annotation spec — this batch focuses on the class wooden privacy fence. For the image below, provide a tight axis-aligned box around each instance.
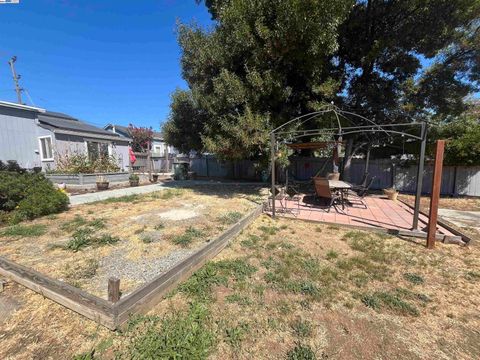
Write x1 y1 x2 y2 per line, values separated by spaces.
131 152 173 173
189 156 480 197
0 204 263 330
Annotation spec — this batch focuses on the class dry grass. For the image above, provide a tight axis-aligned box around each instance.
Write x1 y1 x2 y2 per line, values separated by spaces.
2 209 480 359
0 185 260 298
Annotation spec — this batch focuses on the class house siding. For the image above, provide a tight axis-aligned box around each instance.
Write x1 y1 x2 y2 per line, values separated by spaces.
0 106 52 169
53 133 130 171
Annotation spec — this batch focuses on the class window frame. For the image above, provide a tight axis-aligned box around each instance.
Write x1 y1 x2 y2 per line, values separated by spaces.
38 135 54 162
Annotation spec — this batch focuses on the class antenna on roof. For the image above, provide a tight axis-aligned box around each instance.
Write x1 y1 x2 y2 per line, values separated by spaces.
8 56 23 104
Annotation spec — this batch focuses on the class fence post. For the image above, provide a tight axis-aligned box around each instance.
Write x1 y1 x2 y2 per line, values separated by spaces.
108 277 121 303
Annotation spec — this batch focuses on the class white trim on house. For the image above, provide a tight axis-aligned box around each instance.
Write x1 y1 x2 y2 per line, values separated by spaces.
53 129 130 142
0 101 46 113
38 135 54 161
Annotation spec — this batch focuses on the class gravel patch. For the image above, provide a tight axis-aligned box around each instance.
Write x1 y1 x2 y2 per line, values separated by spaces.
157 208 199 221
95 246 198 295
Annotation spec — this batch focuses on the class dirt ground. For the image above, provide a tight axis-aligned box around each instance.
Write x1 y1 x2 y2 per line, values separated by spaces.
0 185 260 299
1 212 479 359
399 194 480 242
399 194 480 212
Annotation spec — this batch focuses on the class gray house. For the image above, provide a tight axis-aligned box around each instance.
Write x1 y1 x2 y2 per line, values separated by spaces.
0 101 130 171
104 124 177 157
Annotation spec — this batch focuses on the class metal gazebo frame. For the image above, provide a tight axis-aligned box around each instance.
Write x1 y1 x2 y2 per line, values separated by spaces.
269 105 428 231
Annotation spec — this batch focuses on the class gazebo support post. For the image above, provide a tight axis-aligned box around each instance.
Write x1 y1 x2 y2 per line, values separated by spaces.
412 121 427 230
365 145 371 176
427 140 445 249
270 133 276 218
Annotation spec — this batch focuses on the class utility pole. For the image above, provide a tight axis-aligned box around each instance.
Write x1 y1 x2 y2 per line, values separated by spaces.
8 56 23 104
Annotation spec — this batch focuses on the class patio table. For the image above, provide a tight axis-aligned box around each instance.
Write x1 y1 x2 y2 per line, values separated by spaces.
328 180 351 209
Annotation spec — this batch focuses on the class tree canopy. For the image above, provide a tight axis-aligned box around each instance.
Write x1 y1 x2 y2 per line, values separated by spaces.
163 0 480 162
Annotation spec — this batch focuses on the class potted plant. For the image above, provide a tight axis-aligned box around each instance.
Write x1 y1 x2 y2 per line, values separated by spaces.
152 173 159 182
96 175 109 191
129 173 139 187
383 187 399 201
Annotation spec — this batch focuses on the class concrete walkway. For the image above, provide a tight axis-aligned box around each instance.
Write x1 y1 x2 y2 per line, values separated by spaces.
438 209 480 231
69 183 168 205
69 180 266 206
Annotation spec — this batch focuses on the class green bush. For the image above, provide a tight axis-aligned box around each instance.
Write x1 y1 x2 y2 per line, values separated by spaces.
0 169 69 224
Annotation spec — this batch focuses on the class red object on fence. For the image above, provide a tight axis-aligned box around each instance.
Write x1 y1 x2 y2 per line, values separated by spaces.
129 147 137 164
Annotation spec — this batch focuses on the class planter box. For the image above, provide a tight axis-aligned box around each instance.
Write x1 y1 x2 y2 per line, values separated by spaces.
46 172 130 185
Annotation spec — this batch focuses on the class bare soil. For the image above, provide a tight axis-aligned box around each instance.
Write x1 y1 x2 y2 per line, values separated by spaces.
0 185 260 299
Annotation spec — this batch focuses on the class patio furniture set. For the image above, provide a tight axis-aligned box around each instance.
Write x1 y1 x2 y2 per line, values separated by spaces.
268 173 375 216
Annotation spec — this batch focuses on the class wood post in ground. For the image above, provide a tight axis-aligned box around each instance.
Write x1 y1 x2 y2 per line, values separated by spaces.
427 140 445 249
0 278 6 293
108 277 120 303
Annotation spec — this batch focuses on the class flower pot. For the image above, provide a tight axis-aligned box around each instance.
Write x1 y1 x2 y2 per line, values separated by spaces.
129 180 139 187
383 188 398 201
152 174 159 182
96 182 109 191
327 172 340 181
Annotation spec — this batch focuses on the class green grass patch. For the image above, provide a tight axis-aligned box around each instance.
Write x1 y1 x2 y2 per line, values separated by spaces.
240 234 261 248
155 188 184 200
361 290 420 316
286 343 316 360
64 228 119 252
178 259 257 301
218 211 243 225
465 271 480 281
0 223 47 237
124 303 214 359
95 194 140 204
225 293 252 306
326 250 339 260
224 322 250 349
403 272 424 285
172 226 205 247
61 215 106 232
291 319 313 338
258 225 279 235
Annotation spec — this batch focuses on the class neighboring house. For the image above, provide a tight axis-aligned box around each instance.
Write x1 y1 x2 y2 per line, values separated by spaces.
0 101 130 171
104 124 177 157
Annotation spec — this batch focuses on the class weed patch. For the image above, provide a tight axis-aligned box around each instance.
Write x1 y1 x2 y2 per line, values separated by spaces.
218 211 243 225
0 224 47 237
172 226 205 247
403 273 424 285
286 343 316 360
179 259 257 301
123 303 214 359
361 290 420 316
291 319 313 338
64 228 119 252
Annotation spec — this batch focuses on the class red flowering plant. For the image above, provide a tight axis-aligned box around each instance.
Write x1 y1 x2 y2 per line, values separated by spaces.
128 124 154 153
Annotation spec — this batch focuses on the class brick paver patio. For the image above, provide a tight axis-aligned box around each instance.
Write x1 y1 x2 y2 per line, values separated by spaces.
266 195 456 238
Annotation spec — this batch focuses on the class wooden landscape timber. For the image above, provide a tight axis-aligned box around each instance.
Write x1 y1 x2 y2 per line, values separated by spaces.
0 204 263 330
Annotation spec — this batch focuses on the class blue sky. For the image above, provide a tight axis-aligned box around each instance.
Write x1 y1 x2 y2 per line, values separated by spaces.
0 0 212 130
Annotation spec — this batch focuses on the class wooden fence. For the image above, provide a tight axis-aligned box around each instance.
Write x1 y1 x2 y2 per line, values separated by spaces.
189 156 480 197
0 204 263 330
131 152 174 173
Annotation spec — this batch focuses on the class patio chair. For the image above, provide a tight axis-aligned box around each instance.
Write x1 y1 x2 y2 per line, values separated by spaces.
350 173 369 192
284 185 301 216
267 186 288 213
313 177 341 212
347 176 375 208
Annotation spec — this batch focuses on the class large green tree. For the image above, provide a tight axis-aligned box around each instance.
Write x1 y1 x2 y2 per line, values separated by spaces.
164 0 479 162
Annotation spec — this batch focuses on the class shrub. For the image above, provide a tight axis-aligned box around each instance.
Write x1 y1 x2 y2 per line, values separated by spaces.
54 152 120 174
0 170 69 224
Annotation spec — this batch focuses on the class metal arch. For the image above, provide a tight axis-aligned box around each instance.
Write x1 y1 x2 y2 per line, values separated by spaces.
269 105 428 232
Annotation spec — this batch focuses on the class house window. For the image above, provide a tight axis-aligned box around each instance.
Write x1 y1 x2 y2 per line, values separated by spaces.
153 145 163 155
39 136 53 161
87 141 109 161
